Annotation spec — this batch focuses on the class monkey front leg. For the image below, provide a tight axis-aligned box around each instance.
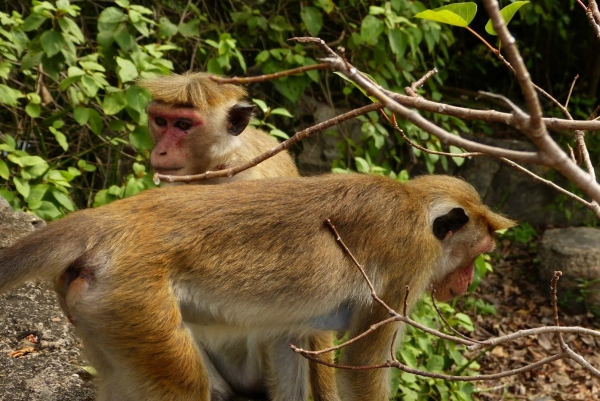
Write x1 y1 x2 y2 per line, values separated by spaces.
309 333 340 401
337 312 401 401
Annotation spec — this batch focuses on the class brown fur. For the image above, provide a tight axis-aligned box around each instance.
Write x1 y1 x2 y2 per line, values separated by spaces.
0 174 515 401
138 72 247 110
142 72 329 400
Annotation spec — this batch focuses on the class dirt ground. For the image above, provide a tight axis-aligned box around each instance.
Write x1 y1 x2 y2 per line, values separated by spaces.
470 240 600 401
0 240 598 400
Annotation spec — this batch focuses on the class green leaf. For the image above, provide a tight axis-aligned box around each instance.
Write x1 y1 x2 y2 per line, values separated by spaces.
389 29 407 57
158 16 178 37
116 57 138 82
2 135 16 151
314 0 335 13
17 155 46 167
425 355 445 372
129 126 153 151
22 14 47 32
125 85 151 114
25 163 48 179
269 129 289 140
49 127 69 151
269 15 292 32
0 84 24 107
73 106 90 125
31 200 63 220
77 159 97 172
361 15 384 44
52 189 75 211
13 177 30 198
79 61 105 72
252 98 268 113
0 159 9 180
178 19 200 37
113 25 136 51
80 75 99 97
98 7 127 31
449 145 466 167
399 347 418 368
102 91 127 115
40 30 65 57
485 1 529 35
414 3 477 27
301 6 323 36
27 184 48 205
270 108 293 118
58 17 84 43
355 157 370 173
88 108 103 135
255 50 270 64
25 103 41 118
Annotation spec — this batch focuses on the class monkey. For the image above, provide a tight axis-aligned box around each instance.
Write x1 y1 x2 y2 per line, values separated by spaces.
137 72 299 183
58 72 337 401
0 173 515 401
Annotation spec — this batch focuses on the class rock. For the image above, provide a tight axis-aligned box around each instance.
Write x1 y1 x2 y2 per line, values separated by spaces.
455 136 596 226
0 199 95 400
0 197 45 249
295 96 361 175
538 227 600 315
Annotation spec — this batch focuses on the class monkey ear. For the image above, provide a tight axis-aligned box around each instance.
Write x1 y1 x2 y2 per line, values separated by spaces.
433 207 469 240
227 103 255 136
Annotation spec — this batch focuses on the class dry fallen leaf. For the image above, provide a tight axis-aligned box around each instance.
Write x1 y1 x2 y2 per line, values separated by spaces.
8 347 36 358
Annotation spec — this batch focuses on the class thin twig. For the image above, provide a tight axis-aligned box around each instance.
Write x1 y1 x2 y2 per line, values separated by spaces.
405 68 438 97
154 102 384 183
210 63 331 84
565 75 579 109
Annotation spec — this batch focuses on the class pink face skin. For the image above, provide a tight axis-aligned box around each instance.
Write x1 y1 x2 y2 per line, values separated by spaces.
147 102 205 176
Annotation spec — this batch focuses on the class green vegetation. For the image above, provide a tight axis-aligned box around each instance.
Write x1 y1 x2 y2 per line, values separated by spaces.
0 1 596 399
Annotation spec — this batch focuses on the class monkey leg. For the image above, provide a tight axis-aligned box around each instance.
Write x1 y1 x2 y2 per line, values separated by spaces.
337 310 400 401
68 268 211 401
309 333 340 401
264 335 310 401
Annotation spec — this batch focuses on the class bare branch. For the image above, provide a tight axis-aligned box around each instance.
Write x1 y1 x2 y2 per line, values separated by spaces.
405 68 438 97
154 102 384 184
210 63 331 84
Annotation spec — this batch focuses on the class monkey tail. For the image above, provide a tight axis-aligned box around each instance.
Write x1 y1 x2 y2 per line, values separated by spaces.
0 213 91 294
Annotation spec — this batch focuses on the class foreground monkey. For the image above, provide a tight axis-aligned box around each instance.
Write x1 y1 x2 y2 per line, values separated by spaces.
137 72 336 400
0 174 514 401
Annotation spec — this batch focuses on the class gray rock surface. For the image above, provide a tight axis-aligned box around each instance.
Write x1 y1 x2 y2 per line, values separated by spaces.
538 227 600 314
0 199 95 400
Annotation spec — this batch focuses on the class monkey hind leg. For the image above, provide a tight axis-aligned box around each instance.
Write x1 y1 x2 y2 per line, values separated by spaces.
308 333 340 401
71 274 211 401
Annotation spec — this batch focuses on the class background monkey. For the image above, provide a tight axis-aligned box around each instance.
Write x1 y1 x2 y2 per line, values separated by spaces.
0 173 515 401
60 72 337 400
138 72 299 183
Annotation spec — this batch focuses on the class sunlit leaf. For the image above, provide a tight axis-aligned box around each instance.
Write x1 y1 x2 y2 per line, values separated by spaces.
414 3 477 27
485 1 529 35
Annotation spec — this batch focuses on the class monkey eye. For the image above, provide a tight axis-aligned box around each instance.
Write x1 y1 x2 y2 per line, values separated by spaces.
154 117 167 126
174 120 192 131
